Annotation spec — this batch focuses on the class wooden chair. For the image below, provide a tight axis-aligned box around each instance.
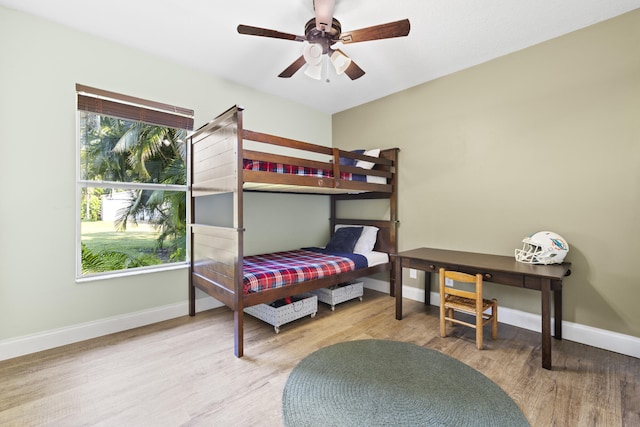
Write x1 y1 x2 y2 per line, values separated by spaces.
439 268 498 350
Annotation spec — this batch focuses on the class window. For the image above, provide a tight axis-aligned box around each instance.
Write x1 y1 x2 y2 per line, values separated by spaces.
76 84 194 278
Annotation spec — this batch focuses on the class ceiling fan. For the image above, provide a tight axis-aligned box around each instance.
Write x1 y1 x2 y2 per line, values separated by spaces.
237 0 410 81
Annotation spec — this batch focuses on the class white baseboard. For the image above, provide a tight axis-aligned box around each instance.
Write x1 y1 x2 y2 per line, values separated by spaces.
0 298 222 362
366 278 640 359
2 282 638 362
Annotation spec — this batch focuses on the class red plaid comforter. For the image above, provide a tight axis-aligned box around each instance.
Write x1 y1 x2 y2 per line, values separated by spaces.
243 249 357 294
243 159 353 180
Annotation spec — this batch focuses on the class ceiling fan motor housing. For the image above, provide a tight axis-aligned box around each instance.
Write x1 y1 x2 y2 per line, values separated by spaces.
305 18 341 54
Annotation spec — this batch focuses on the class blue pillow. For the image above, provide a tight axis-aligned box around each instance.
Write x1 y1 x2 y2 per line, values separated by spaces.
325 227 363 253
339 149 365 167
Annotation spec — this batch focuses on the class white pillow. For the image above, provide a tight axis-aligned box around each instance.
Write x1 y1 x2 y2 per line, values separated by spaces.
335 224 379 254
366 175 386 184
355 148 380 170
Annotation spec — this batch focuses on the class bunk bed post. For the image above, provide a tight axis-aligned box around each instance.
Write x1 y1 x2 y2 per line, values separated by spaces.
330 194 337 235
188 109 196 317
187 186 196 317
234 107 245 357
388 148 399 297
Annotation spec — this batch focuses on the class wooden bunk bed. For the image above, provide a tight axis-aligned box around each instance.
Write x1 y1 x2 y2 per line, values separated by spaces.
187 105 398 357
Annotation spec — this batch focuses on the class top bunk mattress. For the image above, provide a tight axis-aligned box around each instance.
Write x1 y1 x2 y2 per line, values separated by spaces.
243 159 386 184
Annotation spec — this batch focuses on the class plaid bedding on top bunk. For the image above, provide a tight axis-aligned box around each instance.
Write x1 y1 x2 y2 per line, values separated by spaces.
243 159 363 181
242 249 361 294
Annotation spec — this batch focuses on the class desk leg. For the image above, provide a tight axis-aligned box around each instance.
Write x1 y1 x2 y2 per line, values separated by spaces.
424 272 431 306
541 278 552 370
389 258 396 298
554 288 562 340
395 257 403 320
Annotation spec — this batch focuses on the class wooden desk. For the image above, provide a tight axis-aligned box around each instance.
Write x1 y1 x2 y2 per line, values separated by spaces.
393 247 571 370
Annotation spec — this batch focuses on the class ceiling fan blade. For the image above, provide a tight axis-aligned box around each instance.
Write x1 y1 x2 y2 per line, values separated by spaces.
338 19 410 44
344 60 365 80
278 55 307 78
237 24 306 42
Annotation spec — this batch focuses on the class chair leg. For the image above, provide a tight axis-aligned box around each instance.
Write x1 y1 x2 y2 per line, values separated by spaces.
447 308 455 327
440 302 447 338
491 299 498 340
476 310 484 350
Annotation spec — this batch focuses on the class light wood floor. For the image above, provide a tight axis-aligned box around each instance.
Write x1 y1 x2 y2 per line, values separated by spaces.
1 289 638 426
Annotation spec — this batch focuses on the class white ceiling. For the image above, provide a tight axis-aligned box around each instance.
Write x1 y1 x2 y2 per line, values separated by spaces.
2 0 639 114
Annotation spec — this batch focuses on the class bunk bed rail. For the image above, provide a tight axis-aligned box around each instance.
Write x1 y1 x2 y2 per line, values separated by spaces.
242 129 394 194
188 104 395 195
191 224 241 309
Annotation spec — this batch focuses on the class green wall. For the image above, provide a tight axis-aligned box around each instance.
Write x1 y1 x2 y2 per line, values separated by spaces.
0 6 330 341
333 10 640 337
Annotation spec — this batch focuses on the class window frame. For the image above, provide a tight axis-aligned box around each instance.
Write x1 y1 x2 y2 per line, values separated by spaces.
75 84 194 280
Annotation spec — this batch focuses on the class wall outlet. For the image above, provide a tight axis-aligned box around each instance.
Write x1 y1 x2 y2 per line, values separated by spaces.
445 278 454 287
409 269 417 279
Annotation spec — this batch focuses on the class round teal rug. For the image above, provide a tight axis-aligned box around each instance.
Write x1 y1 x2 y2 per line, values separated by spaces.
282 339 529 426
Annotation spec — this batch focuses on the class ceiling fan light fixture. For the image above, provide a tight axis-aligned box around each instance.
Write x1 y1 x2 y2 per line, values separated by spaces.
330 50 351 75
304 62 323 80
303 42 323 66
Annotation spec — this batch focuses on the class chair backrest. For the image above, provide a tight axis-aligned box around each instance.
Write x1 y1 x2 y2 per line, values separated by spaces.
439 268 483 304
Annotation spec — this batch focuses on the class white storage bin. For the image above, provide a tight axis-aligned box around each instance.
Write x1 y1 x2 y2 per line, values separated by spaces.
244 293 317 333
310 282 364 311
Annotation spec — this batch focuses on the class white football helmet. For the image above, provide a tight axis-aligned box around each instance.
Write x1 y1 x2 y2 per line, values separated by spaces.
515 231 569 265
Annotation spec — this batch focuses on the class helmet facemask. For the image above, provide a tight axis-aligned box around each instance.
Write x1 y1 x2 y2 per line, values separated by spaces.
515 239 542 264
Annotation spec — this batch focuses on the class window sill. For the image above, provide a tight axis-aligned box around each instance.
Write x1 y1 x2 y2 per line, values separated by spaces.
76 262 188 284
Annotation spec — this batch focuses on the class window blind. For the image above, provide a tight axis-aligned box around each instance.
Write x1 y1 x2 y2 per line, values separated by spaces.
76 84 194 130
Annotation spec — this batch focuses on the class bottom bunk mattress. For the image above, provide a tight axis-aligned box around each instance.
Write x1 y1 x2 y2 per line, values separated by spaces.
243 249 387 295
